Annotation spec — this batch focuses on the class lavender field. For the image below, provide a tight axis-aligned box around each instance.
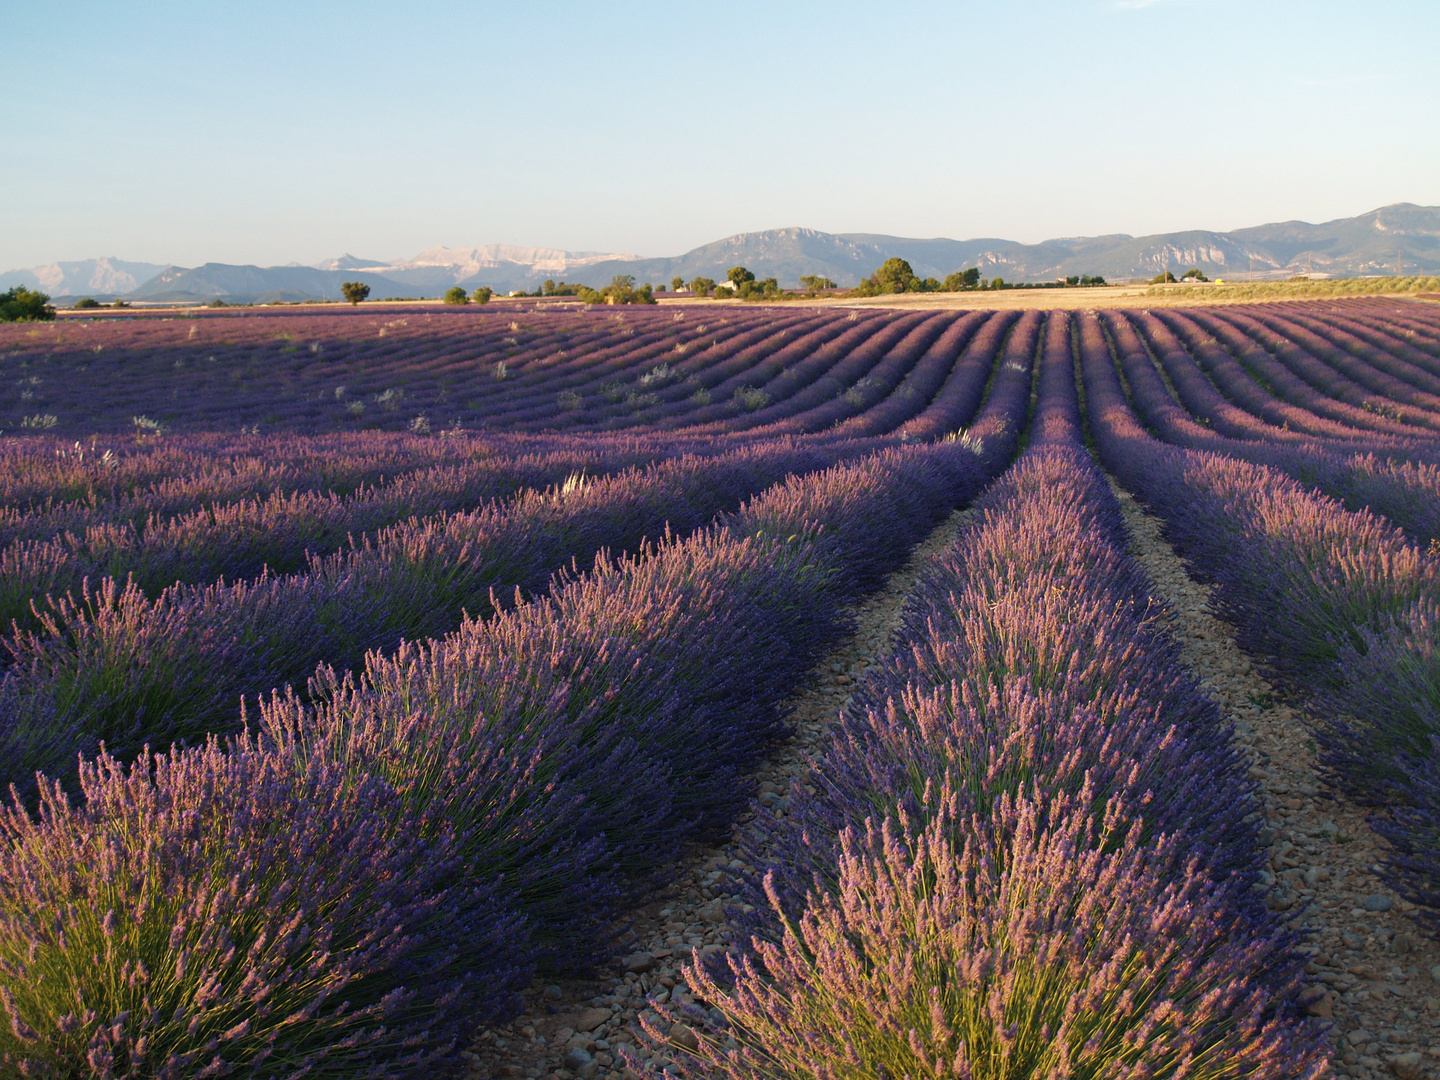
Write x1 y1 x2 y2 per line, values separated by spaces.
2 296 1440 1079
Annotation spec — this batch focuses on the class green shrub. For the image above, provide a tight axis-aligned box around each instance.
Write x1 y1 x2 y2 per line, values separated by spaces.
0 287 55 323
733 385 771 411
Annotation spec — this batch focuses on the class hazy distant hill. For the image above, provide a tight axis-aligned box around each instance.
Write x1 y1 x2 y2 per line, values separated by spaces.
10 203 1436 303
579 204 1437 286
127 264 416 304
367 245 640 294
1231 203 1440 276
125 247 640 303
0 257 166 299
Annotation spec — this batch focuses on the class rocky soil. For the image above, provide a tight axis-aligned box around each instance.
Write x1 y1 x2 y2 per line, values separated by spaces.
462 509 973 1080
1112 480 1440 1080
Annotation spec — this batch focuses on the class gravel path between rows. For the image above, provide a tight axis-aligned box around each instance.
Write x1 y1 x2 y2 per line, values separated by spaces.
1110 477 1440 1080
462 507 973 1080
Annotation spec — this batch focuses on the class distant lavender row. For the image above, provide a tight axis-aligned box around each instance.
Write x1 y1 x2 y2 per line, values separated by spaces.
0 438 1001 1079
0 441 861 792
0 428 737 522
659 391 1321 1076
1 307 997 436
0 430 572 511
0 305 791 434
0 319 1042 795
1266 308 1440 408
1098 310 1440 545
1180 307 1439 440
1127 309 1383 446
1140 307 1431 448
0 441 705 622
1080 333 1440 943
1229 307 1440 432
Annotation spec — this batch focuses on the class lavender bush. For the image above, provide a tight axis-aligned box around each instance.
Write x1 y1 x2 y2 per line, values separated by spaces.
1078 324 1440 943
651 359 1321 1077
674 791 1320 1080
257 440 994 969
0 737 526 1078
0 442 851 792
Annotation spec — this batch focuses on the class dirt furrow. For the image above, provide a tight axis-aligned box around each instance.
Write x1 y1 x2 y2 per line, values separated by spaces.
1110 478 1440 1080
462 508 973 1080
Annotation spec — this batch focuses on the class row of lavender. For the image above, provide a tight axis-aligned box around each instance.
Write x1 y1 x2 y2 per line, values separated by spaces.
1079 301 1440 451
0 430 648 511
1093 309 1440 546
0 296 1044 1076
0 314 1031 780
0 306 1021 601
647 323 1324 1077
0 434 1007 1077
1082 302 1440 929
0 309 1018 515
0 439 864 794
0 441 695 623
1161 304 1440 443
1081 331 1440 949
0 306 1013 435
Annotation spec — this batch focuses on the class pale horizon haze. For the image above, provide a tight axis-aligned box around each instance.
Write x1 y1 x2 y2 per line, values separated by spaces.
3 0 1438 269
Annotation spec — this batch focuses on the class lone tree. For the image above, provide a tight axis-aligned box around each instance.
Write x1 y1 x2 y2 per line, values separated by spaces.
472 286 492 304
341 281 371 306
727 266 756 287
443 286 469 305
671 276 685 293
688 276 716 297
874 257 917 293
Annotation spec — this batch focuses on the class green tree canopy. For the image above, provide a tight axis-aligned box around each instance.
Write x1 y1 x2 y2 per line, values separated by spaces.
443 286 469 305
472 286 493 304
873 257 917 293
799 275 837 291
727 266 756 286
340 281 371 306
0 288 54 321
0 287 55 322
671 276 685 292
688 277 716 297
943 268 982 291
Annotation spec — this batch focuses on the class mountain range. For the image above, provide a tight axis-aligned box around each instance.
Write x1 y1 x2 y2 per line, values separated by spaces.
4 203 1436 304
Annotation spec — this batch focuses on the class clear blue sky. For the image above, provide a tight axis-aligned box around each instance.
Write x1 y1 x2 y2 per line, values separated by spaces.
4 0 1437 268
